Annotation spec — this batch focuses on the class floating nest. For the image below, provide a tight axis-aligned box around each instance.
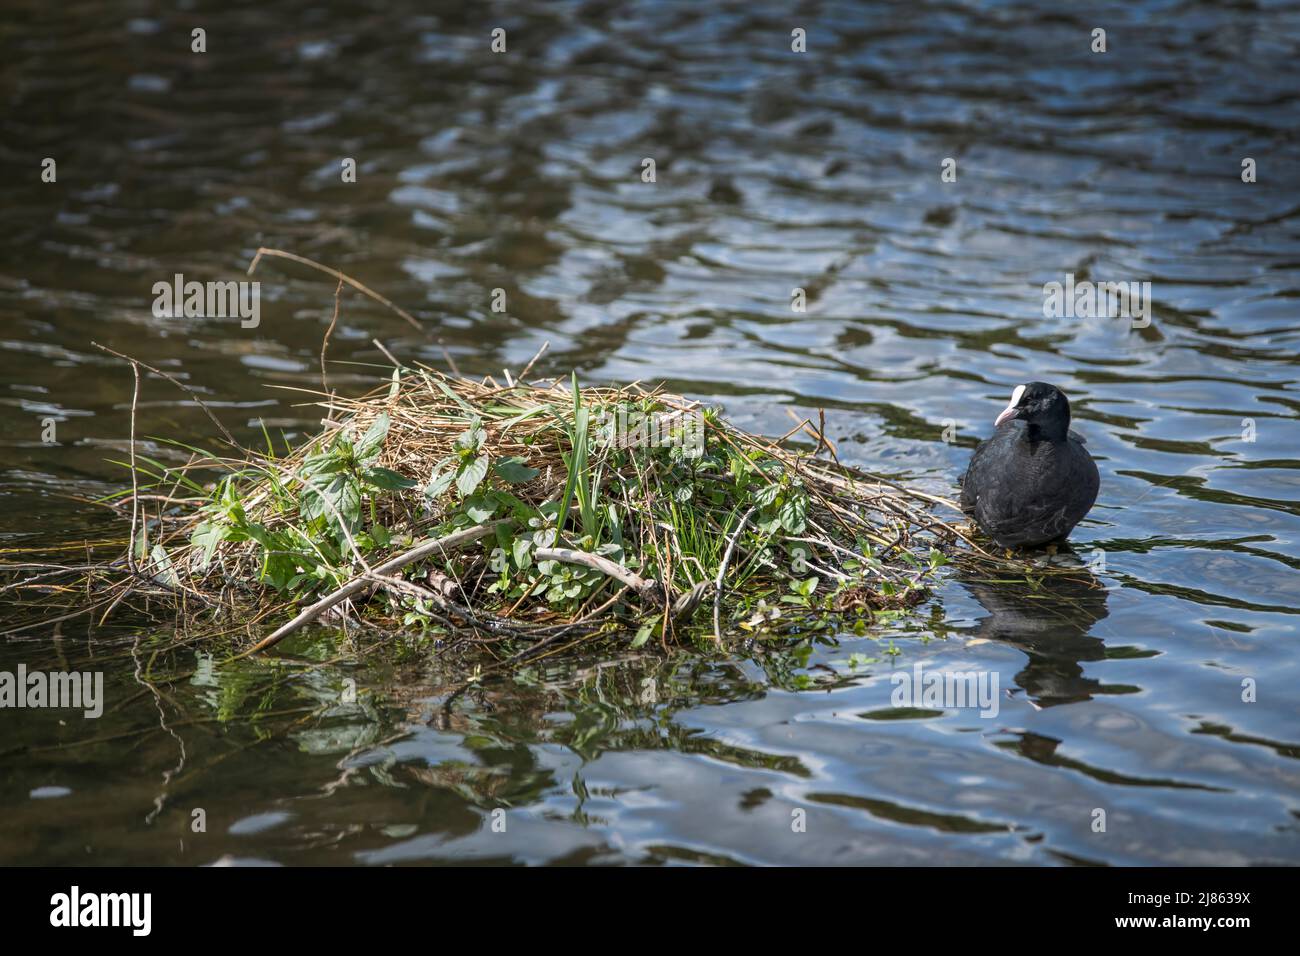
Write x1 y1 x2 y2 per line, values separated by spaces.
5 365 995 661
2 252 1022 662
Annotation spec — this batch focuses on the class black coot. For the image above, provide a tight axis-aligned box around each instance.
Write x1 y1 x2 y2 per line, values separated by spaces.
959 382 1099 549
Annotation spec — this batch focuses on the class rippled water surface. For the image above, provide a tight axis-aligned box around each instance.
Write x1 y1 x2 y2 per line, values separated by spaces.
1 0 1299 865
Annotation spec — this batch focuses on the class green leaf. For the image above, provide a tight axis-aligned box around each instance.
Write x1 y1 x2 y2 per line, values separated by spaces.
362 466 416 490
423 462 456 501
299 473 337 523
494 456 540 484
630 622 655 649
596 540 625 563
457 454 490 497
334 479 361 533
556 374 589 535
512 536 533 569
463 494 497 523
261 552 297 591
493 520 513 554
301 472 361 534
792 576 818 597
191 520 225 570
498 404 551 436
779 492 808 534
492 489 539 522
454 418 486 455
302 451 346 477
355 413 390 460
150 544 179 588
753 481 781 509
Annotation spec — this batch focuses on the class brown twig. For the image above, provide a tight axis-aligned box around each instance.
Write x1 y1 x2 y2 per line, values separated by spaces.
127 361 142 574
92 342 240 448
713 505 757 641
438 340 461 377
535 547 664 602
321 278 343 397
372 338 403 369
246 247 422 332
232 518 512 658
516 340 550 382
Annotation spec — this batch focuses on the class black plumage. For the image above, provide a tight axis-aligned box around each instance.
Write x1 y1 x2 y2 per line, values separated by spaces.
959 382 1099 549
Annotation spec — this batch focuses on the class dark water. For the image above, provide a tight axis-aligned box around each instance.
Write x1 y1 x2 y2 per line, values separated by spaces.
1 0 1299 865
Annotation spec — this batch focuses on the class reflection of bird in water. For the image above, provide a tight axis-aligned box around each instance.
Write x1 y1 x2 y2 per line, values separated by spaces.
960 561 1110 707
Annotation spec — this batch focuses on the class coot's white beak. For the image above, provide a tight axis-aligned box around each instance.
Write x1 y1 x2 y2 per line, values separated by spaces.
994 384 1026 427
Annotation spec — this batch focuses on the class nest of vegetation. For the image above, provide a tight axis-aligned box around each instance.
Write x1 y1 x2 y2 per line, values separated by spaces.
13 357 986 659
